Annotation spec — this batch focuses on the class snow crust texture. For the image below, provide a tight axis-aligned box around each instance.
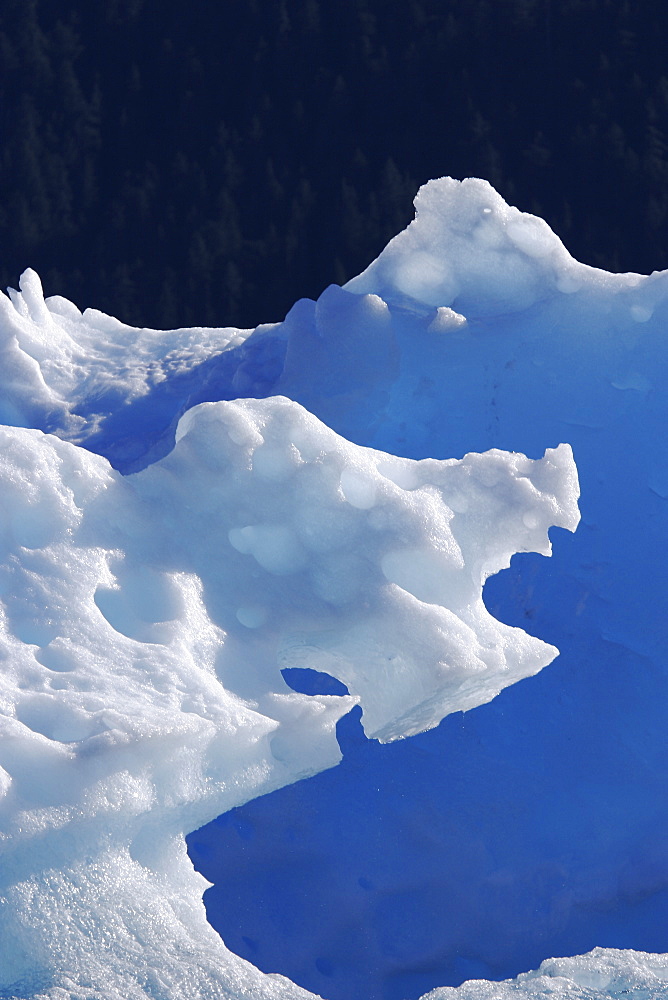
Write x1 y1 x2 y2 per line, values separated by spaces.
0 176 665 1000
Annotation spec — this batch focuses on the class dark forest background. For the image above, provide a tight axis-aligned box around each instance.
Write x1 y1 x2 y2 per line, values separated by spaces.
2 0 667 329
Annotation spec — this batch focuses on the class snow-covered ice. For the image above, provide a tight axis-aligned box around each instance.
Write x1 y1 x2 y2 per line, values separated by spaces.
0 176 666 1000
0 396 577 997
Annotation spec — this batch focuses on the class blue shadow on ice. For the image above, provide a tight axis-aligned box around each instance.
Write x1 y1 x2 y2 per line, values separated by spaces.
187 528 668 1000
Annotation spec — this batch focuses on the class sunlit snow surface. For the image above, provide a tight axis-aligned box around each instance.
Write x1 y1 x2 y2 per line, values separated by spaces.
0 177 666 1000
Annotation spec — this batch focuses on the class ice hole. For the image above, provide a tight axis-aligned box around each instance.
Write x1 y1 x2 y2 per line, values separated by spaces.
281 667 349 697
35 644 77 672
12 619 58 648
15 694 92 743
94 566 185 642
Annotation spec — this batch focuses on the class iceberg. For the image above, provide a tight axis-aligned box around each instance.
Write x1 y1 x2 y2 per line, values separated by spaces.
0 177 666 1000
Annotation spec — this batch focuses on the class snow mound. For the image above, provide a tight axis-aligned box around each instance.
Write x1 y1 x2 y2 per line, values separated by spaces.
0 395 577 997
422 948 668 999
345 176 636 315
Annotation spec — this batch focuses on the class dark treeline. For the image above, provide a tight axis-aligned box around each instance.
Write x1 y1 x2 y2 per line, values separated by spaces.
1 0 668 328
